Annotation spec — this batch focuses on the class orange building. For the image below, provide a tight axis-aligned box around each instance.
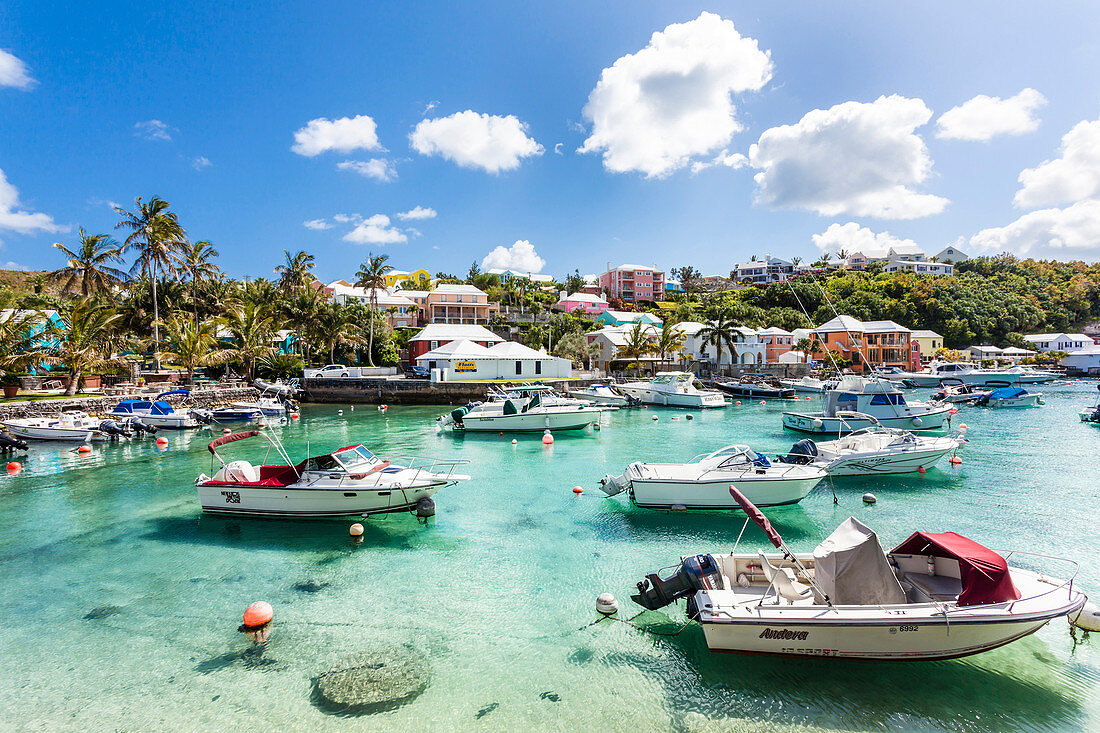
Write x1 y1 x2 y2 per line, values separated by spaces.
811 316 918 372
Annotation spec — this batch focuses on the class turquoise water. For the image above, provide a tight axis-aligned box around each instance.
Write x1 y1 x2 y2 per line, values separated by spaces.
1 383 1099 731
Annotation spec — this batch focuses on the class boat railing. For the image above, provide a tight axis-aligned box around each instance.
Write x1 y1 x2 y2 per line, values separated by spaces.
392 456 471 481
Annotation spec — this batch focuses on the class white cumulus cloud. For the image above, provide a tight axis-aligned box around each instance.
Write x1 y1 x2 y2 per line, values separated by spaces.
968 199 1100 260
749 95 948 219
343 214 407 245
336 158 396 181
396 205 437 221
691 149 748 174
3 261 31 271
410 110 543 173
0 168 65 240
935 88 1045 142
291 115 382 157
1013 117 1100 209
303 219 332 230
811 222 918 254
192 155 212 170
134 120 172 141
481 240 546 272
578 12 772 178
0 49 34 89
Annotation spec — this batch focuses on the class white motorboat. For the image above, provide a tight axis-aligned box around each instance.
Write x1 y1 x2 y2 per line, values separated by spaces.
617 371 727 409
109 390 213 429
230 392 296 417
1001 365 1059 384
195 430 469 517
929 383 990 404
567 383 634 407
975 386 1044 408
779 376 837 393
1081 404 1100 423
1 410 112 442
782 377 953 433
778 427 964 476
598 444 826 509
711 374 795 399
886 361 1021 388
438 387 603 432
628 489 1087 661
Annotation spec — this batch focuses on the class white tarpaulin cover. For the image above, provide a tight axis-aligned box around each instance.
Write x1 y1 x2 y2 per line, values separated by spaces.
813 517 906 605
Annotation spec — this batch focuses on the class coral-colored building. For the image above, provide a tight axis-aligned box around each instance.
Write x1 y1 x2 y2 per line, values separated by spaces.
811 316 918 372
598 264 664 303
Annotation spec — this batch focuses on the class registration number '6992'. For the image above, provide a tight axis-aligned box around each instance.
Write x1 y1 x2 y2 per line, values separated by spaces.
899 624 919 632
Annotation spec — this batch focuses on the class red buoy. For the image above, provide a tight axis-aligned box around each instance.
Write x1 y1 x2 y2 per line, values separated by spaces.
223 428 232 434
156 437 168 446
542 432 554 445
6 461 20 474
735 401 742 406
917 466 926 474
572 486 583 494
77 445 92 454
949 456 962 465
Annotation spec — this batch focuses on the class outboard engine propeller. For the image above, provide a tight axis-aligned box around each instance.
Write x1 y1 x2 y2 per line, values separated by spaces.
282 399 298 413
631 554 723 612
189 408 214 425
975 394 990 407
0 432 28 451
129 417 158 435
97 419 131 439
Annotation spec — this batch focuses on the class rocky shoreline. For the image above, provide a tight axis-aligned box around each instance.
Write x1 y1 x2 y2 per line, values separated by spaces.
0 387 261 420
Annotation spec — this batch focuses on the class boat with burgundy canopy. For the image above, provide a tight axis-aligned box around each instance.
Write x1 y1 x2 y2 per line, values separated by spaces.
195 430 470 518
628 488 1086 661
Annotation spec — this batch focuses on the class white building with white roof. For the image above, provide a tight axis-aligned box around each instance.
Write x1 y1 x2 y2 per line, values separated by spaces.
1023 333 1096 353
487 268 555 284
322 281 419 327
415 338 571 381
409 323 504 360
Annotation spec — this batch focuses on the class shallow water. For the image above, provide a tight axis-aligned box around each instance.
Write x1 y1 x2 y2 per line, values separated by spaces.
1 382 1098 731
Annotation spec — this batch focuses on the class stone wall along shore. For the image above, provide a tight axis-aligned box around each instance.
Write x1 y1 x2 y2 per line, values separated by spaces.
0 386 260 420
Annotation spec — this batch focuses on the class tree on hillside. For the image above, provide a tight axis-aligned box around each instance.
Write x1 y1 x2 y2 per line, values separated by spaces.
355 253 393 367
115 196 188 369
698 312 740 369
49 229 128 297
564 270 585 294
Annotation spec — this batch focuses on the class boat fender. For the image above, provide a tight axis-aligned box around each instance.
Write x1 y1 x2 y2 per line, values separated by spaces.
596 593 618 615
736 573 751 588
812 418 823 429
1070 601 1100 632
686 414 693 420
415 497 436 519
911 417 923 427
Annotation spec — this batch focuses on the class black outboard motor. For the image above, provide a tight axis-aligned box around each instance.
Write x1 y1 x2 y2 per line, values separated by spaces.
781 438 818 465
0 432 28 451
189 408 214 425
129 417 158 435
632 554 723 612
282 399 298 413
974 393 990 407
97 420 131 439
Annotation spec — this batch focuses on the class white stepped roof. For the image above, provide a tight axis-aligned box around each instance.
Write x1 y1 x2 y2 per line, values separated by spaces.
416 339 495 361
410 323 504 343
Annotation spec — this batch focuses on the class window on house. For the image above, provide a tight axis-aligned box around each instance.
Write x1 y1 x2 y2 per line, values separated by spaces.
515 361 522 375
535 362 542 375
430 341 439 349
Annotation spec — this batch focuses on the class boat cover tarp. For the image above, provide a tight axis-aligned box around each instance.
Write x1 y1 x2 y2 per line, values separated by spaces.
891 531 1021 606
813 518 906 605
989 386 1027 400
157 389 190 399
150 400 175 415
112 400 150 414
207 430 260 455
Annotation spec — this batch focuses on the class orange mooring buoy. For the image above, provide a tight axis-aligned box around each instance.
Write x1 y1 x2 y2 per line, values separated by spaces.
949 456 962 465
242 601 273 628
573 486 583 494
77 445 92 454
6 461 20 474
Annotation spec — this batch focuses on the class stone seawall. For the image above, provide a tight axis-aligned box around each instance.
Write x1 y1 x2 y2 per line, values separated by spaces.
0 386 260 420
301 378 598 405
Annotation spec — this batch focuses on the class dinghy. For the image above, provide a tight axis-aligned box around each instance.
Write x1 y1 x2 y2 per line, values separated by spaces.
628 489 1087 661
975 386 1044 408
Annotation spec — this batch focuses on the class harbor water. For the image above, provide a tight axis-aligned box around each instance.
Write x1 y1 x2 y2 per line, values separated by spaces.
1 382 1098 731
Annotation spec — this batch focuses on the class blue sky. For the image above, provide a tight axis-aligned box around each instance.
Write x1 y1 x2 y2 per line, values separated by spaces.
3 1 1100 282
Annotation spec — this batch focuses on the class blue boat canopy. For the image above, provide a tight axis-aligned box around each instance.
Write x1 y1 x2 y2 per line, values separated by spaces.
113 399 151 413
990 386 1027 399
150 400 176 415
157 389 190 399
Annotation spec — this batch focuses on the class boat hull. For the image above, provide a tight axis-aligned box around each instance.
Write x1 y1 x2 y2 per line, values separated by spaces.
617 386 726 408
822 446 954 475
712 382 794 399
110 412 198 429
195 482 442 517
988 395 1043 408
1 422 102 442
630 476 822 509
567 391 629 406
457 410 600 432
700 614 1056 661
782 408 952 433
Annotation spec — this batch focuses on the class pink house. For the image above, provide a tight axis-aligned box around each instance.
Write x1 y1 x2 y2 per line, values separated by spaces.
554 292 609 316
598 264 664 303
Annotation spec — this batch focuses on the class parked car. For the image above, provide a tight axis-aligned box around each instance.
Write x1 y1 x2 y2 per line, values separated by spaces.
405 365 431 380
304 364 351 379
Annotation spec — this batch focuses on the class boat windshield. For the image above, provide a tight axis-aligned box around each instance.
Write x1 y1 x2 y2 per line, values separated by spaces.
869 393 906 406
333 446 378 470
302 454 342 472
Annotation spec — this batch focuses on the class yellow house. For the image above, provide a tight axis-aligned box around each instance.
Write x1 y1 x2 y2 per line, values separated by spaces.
384 268 432 288
911 329 943 361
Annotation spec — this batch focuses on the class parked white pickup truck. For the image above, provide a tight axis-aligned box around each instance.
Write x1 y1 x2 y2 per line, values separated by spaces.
303 364 355 379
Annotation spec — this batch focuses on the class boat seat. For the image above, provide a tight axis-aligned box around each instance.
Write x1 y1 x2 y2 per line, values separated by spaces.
903 572 962 602
758 552 813 604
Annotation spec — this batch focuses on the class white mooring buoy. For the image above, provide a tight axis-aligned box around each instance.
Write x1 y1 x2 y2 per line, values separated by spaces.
1070 601 1100 632
863 493 877 504
596 593 619 615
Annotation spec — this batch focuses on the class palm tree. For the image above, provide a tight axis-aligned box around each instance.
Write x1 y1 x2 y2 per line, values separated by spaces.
653 323 686 369
179 240 220 324
115 196 188 369
355 253 393 366
159 312 230 384
698 312 740 372
47 301 123 396
316 302 364 364
0 304 51 375
223 300 275 380
614 322 654 376
274 250 315 292
49 229 128 296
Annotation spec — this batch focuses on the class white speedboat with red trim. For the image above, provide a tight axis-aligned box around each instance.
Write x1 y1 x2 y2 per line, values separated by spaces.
195 430 470 518
782 377 952 434
777 427 965 476
628 489 1087 661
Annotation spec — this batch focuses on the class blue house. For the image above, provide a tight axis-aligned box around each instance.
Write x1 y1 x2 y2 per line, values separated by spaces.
595 310 663 327
1 308 64 374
